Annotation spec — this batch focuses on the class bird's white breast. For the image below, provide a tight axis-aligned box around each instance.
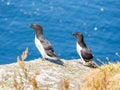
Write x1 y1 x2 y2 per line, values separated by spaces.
76 42 86 64
76 42 82 56
35 35 46 58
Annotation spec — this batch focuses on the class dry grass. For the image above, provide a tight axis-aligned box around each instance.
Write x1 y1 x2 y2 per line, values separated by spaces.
13 48 38 90
80 62 120 90
29 76 38 90
58 78 71 90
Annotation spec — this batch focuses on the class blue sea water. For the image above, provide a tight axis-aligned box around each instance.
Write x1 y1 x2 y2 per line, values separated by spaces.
0 0 120 64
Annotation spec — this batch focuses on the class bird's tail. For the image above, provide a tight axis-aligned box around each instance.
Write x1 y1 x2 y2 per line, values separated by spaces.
85 61 99 68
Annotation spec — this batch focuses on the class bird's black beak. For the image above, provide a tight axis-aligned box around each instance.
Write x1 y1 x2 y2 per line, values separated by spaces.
72 33 77 36
30 24 34 28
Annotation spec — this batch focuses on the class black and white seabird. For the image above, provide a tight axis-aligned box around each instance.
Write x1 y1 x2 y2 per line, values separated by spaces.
72 32 98 68
30 24 59 60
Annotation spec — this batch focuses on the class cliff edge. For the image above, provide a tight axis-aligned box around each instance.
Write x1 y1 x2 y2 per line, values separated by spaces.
0 58 93 90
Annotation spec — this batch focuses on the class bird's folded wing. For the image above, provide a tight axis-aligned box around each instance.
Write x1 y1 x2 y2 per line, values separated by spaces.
81 48 93 60
40 37 57 57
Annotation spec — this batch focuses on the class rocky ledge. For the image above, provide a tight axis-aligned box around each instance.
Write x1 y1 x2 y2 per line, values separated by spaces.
0 58 93 90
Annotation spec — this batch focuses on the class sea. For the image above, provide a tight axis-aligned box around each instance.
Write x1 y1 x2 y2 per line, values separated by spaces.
0 0 120 65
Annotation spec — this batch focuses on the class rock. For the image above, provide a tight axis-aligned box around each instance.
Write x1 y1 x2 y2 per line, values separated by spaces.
0 58 93 90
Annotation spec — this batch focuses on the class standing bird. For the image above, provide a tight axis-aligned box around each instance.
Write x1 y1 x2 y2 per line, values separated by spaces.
30 24 59 60
72 32 98 68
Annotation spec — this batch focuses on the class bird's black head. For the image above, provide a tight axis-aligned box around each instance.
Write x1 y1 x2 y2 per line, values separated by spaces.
72 32 84 42
30 24 43 35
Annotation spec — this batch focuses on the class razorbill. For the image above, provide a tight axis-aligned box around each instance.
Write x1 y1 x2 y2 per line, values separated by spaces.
30 24 59 60
72 32 98 68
